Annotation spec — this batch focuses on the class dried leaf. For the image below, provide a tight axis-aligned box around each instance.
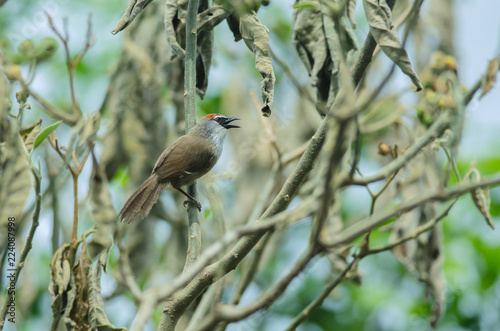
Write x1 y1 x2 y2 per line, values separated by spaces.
293 0 358 109
33 120 62 150
18 118 41 136
21 118 42 153
358 232 370 257
470 187 494 229
0 114 32 227
239 11 275 116
164 0 215 98
88 262 126 331
66 240 92 331
480 57 499 98
164 0 188 59
362 0 422 91
197 5 232 32
469 168 495 230
389 170 445 326
88 154 116 266
112 0 155 34
49 244 72 329
347 0 357 29
77 113 101 147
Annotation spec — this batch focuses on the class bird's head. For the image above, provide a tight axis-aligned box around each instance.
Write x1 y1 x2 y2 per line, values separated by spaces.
190 114 240 148
202 113 240 129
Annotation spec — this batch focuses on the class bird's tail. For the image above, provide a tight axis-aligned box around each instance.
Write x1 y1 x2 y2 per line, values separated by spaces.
119 175 165 224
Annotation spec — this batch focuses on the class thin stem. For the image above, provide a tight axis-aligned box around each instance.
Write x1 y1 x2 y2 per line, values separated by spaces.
71 174 78 243
197 245 322 330
327 175 500 247
363 199 458 256
182 0 201 272
369 171 398 215
158 0 200 328
285 258 358 331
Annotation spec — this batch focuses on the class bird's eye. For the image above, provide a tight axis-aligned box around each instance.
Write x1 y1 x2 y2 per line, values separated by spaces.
215 117 222 123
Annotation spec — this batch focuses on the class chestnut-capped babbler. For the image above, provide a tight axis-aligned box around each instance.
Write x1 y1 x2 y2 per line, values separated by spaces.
119 114 240 224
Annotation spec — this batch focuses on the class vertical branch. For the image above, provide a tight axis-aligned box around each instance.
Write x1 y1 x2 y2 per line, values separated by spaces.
182 0 201 270
71 174 78 243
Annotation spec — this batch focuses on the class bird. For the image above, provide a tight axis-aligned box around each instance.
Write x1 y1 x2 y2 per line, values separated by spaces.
119 113 240 224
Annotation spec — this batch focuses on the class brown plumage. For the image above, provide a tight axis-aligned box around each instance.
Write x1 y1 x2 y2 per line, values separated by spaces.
118 114 239 224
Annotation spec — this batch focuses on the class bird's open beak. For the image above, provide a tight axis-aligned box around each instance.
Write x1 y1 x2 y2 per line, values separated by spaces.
222 117 240 129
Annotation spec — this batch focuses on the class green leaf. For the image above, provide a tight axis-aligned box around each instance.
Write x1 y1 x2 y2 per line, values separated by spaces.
33 120 62 150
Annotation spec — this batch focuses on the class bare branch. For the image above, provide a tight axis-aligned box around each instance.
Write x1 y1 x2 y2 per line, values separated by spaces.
327 175 500 247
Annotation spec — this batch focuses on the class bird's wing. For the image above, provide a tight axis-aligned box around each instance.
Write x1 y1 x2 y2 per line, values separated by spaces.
152 135 217 181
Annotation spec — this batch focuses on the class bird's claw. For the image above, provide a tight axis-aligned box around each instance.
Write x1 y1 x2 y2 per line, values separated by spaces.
183 199 202 212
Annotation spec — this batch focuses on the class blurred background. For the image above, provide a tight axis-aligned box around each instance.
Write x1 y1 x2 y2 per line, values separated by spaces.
1 0 499 330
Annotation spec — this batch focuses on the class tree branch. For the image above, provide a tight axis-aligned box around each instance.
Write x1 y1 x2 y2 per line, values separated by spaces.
182 0 201 273
327 176 500 247
197 245 322 330
285 258 358 330
346 111 453 186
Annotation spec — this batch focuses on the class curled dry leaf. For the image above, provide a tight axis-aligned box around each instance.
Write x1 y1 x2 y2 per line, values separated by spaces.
239 11 275 116
347 0 357 29
197 5 232 32
0 104 32 234
49 244 73 329
389 173 446 326
20 118 42 153
49 240 124 330
480 57 499 98
293 0 358 109
362 0 423 91
88 153 116 266
68 240 92 330
112 0 155 34
469 168 495 230
77 113 101 147
88 262 127 330
164 0 216 98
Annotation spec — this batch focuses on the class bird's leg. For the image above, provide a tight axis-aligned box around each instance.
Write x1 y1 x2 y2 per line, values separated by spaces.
176 187 202 211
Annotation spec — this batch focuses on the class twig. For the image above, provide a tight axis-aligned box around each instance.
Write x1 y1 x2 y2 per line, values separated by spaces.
347 111 453 186
270 48 324 116
351 0 397 87
130 293 156 331
440 144 461 184
349 116 362 178
249 90 281 164
217 232 276 331
155 197 316 304
197 245 322 330
362 199 458 256
117 228 143 302
46 13 94 119
369 171 399 215
326 175 500 247
48 134 93 261
281 141 309 166
285 258 358 330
